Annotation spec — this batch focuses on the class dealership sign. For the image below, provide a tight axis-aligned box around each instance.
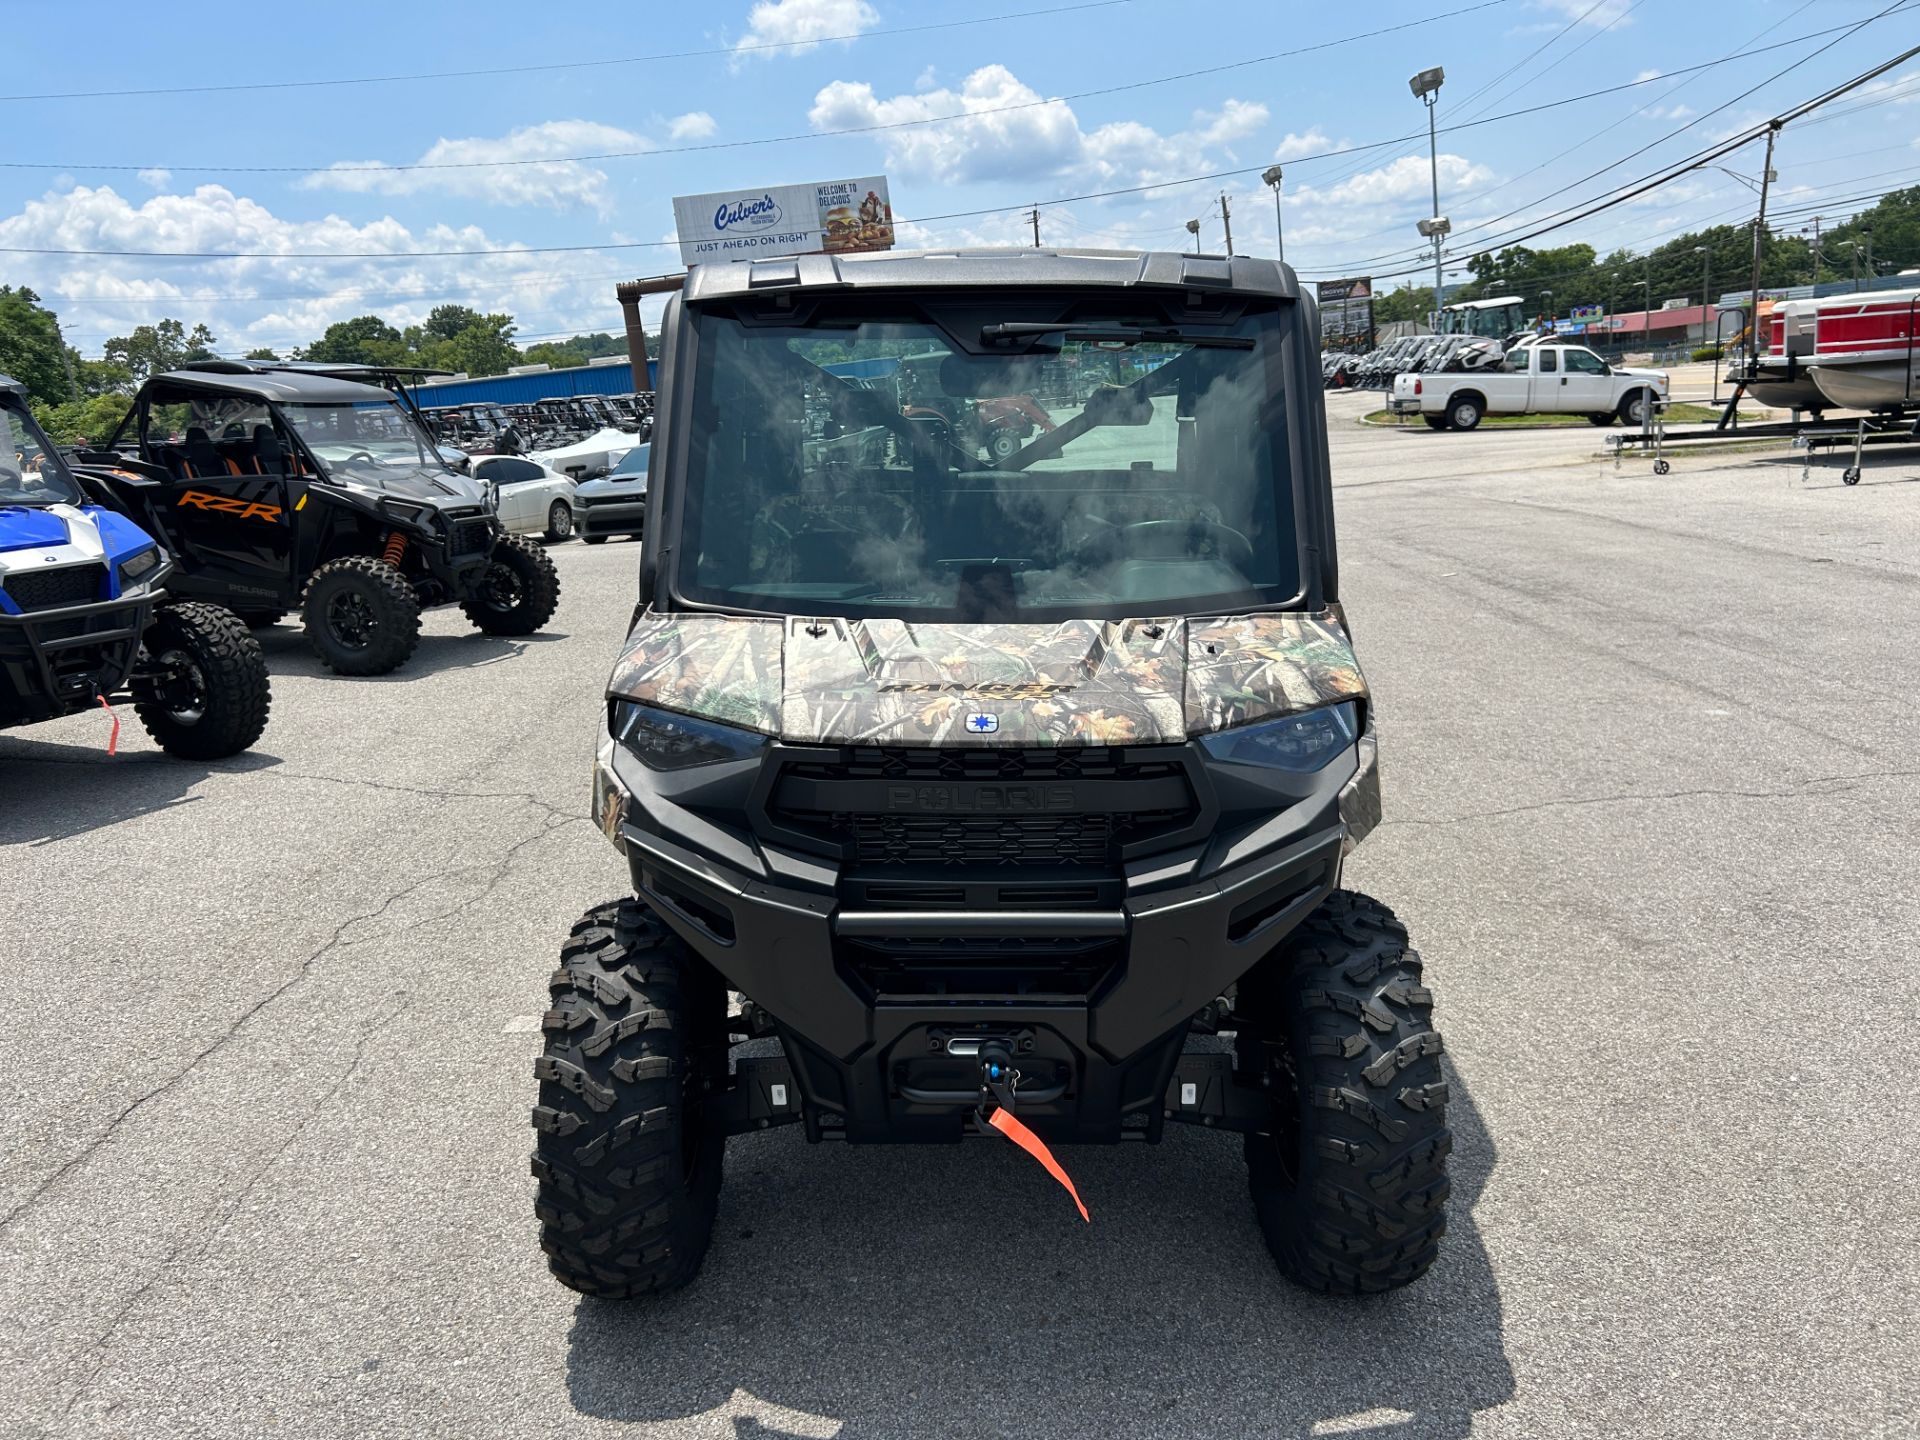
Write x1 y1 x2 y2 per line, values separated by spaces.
672 177 895 266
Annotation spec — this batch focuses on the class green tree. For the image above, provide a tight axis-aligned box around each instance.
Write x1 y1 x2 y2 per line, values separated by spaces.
103 318 219 383
245 347 280 361
302 315 405 366
31 393 133 446
423 304 487 341
434 314 520 378
0 287 75 404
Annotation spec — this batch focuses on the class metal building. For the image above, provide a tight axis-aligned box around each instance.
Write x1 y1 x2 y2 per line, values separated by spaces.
408 357 659 410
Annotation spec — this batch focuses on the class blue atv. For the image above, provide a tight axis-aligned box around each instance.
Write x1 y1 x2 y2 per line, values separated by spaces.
0 375 270 759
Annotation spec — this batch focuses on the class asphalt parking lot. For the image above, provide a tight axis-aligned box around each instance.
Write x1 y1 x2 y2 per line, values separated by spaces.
4 402 1917 1439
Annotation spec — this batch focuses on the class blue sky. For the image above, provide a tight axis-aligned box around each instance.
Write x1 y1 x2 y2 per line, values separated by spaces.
3 0 1915 356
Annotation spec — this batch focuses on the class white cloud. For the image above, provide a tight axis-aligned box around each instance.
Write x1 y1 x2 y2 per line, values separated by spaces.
0 183 663 356
1647 103 1695 121
668 110 717 141
914 65 938 92
1635 68 1662 82
1309 153 1492 208
137 168 172 191
809 64 1268 187
299 120 650 215
1536 0 1635 25
735 0 878 56
1273 128 1335 162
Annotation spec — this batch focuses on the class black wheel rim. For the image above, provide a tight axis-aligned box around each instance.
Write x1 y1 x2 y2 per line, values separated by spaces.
479 561 525 613
327 591 377 650
152 647 207 724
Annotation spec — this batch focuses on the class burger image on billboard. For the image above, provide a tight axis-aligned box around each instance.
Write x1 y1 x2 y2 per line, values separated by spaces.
818 181 893 254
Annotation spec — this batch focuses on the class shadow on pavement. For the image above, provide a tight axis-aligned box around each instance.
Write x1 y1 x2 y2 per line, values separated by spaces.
253 625 571 682
0 738 281 846
566 1056 1510 1439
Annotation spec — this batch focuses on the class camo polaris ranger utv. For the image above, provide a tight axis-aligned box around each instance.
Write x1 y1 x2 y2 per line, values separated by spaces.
71 364 559 676
0 375 270 758
535 250 1449 1296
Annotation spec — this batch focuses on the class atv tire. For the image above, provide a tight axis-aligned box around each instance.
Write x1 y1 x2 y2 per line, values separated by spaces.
1237 890 1450 1294
302 556 421 676
462 532 561 636
532 899 728 1298
131 602 272 760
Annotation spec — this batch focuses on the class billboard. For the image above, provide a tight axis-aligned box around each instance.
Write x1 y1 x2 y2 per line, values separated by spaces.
672 177 895 267
1316 277 1374 351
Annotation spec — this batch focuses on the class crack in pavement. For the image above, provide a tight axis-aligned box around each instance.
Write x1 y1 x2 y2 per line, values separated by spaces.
52 998 409 1427
1383 766 1920 828
0 802 586 1238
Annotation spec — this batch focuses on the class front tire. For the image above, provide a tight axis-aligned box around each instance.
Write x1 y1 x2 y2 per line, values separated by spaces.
987 428 1023 463
1587 412 1617 427
545 500 575 542
462 532 561 636
1237 890 1450 1294
301 556 421 676
132 602 272 759
532 899 728 1298
1618 390 1652 426
1445 396 1482 431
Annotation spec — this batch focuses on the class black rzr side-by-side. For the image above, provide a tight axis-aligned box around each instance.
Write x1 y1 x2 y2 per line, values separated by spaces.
69 362 559 676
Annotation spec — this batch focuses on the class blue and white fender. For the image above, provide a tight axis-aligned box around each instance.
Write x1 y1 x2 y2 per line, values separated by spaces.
0 503 164 614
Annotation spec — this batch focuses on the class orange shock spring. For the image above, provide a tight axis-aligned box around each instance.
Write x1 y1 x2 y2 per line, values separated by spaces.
382 532 407 567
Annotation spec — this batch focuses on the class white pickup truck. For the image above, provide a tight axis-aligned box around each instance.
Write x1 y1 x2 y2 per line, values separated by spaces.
1388 342 1670 431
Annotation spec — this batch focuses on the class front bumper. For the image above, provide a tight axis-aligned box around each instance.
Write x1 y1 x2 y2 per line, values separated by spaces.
0 584 161 727
594 726 1374 1144
577 494 645 538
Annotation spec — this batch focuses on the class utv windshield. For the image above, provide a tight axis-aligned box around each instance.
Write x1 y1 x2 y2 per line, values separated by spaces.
675 306 1299 621
0 402 85 507
281 400 447 479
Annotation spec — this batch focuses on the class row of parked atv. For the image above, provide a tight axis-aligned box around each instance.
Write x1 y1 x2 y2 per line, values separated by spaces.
427 391 653 462
2 359 572 765
1322 334 1510 391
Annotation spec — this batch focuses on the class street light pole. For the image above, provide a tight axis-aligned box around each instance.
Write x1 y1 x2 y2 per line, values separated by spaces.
1409 66 1447 329
1184 217 1202 255
1261 165 1285 266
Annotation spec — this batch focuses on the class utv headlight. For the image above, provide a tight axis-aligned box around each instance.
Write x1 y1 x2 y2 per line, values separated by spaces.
612 700 766 771
117 546 162 585
379 497 430 525
1199 701 1360 773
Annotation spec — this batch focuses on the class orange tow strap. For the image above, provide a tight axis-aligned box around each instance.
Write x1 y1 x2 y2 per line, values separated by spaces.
97 694 120 757
987 1107 1090 1223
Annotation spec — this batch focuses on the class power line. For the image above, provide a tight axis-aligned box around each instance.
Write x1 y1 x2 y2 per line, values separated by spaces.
0 2 1521 176
1 21 1884 264
0 1 1142 104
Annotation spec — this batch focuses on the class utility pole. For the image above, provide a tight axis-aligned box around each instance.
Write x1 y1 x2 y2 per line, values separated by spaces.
1810 215 1822 285
1218 192 1234 257
1028 206 1041 248
1863 230 1874 288
1745 122 1779 352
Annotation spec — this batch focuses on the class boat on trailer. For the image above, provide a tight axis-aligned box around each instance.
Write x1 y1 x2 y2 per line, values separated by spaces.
1809 287 1920 411
1740 299 1829 413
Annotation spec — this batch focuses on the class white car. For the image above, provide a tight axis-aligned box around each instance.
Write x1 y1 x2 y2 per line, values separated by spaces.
470 455 579 541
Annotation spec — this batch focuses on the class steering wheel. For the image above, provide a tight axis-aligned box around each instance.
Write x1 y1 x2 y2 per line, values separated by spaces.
342 449 378 464
1119 519 1256 570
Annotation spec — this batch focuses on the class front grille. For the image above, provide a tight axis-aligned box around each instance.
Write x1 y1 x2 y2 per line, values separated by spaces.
850 812 1114 867
769 746 1199 870
2 563 103 612
449 519 493 556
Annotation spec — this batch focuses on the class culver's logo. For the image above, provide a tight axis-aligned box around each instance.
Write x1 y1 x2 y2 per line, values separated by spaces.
713 194 782 232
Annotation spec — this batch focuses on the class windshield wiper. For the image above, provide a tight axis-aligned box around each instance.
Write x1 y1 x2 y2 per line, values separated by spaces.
980 323 1254 349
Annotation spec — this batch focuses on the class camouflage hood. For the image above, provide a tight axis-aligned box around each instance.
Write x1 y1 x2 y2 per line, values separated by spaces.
606 610 1366 746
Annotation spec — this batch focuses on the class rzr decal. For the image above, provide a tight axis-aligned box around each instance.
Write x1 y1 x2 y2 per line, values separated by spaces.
177 489 283 524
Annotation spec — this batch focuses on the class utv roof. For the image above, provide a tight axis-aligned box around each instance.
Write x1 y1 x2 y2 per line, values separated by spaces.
681 247 1299 303
150 365 398 404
